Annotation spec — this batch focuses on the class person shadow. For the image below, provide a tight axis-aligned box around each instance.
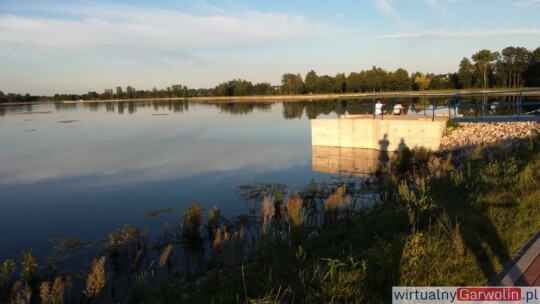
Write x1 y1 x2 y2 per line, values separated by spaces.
397 138 407 152
365 139 512 301
432 179 511 281
378 134 390 166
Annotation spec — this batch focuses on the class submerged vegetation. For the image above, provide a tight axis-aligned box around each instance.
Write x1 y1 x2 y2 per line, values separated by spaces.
139 207 173 217
0 134 539 303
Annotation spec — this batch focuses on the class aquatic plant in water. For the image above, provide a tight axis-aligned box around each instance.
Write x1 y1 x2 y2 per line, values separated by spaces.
206 205 220 240
84 256 106 299
261 196 275 235
182 201 204 241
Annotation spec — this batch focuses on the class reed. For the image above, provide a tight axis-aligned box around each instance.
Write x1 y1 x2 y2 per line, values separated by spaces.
10 281 32 304
262 196 275 235
286 193 304 229
285 192 305 247
211 225 245 268
108 225 143 271
39 281 50 304
84 256 106 299
108 225 141 251
21 251 38 284
40 277 66 304
1 259 16 286
159 244 173 270
182 201 204 240
323 186 345 228
207 206 220 239
50 276 65 304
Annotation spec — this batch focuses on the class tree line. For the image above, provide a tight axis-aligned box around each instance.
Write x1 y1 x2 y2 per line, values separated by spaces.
1 45 539 103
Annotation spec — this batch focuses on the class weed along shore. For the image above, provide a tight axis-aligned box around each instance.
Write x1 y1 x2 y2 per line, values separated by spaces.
1 127 540 303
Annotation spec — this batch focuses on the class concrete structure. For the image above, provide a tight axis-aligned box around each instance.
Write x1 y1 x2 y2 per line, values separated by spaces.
311 115 447 151
312 146 386 176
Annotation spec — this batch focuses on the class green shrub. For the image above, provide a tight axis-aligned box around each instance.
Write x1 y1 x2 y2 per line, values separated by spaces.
446 119 460 129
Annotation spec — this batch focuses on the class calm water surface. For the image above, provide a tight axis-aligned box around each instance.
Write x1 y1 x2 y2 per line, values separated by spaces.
1 96 535 262
0 101 341 262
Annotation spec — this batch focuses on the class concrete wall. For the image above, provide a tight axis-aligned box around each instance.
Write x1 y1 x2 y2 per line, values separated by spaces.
311 117 446 151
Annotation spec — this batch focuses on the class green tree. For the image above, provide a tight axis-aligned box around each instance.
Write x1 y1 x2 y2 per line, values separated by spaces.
234 79 254 96
304 70 318 94
317 75 335 93
471 49 499 88
346 72 361 93
334 73 347 93
524 46 540 87
115 86 124 99
428 74 452 90
101 89 113 100
87 91 99 100
214 82 230 96
171 84 186 97
253 82 273 95
363 66 390 92
458 57 474 89
126 86 135 99
414 73 430 91
497 46 530 87
391 68 410 91
281 73 304 94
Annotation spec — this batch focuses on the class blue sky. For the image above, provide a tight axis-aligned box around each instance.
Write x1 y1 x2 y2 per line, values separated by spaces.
1 0 540 95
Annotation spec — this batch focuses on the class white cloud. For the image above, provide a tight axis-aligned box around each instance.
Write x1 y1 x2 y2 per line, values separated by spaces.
0 4 325 56
359 28 540 39
375 0 397 15
513 0 540 6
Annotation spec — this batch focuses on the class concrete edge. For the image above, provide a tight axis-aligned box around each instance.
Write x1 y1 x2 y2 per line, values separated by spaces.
487 229 540 286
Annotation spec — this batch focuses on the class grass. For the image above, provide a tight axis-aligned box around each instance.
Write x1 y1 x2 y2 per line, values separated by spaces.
187 134 540 303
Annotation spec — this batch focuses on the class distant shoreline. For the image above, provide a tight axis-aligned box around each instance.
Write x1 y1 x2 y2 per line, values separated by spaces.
1 88 539 106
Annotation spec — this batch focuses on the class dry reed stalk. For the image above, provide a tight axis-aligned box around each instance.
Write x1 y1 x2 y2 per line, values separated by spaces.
1 259 16 285
39 281 51 304
286 193 304 228
262 196 275 234
51 276 65 304
10 281 32 304
21 251 38 283
213 228 222 252
84 256 106 299
159 244 173 269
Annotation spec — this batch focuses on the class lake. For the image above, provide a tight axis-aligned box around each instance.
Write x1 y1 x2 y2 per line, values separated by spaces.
0 100 347 263
0 96 536 263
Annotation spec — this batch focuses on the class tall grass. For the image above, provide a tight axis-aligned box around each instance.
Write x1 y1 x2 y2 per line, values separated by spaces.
21 251 38 284
262 196 275 236
182 201 204 241
286 193 305 247
84 256 106 300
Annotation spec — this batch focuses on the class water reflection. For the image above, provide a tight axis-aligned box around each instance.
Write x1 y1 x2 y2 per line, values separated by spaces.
217 102 272 115
5 96 540 119
312 146 384 177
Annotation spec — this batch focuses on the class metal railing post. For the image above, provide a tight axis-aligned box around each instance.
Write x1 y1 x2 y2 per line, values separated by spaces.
423 94 426 116
432 97 435 121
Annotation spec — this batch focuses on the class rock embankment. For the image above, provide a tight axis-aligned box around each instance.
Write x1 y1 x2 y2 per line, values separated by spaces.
440 121 540 151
